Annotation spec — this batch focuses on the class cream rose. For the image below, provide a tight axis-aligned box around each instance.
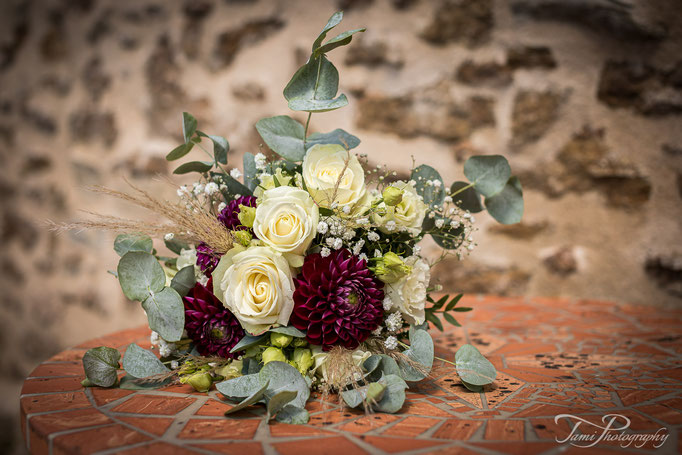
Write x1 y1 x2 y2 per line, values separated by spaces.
212 245 295 335
253 186 319 267
302 144 367 211
372 181 427 236
384 256 430 325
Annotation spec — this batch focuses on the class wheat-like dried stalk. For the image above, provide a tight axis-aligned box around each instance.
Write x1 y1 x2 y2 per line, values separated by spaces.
49 179 234 253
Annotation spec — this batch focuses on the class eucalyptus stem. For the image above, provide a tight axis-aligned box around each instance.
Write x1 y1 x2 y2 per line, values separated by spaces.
399 341 457 367
303 56 324 148
196 142 230 176
449 182 475 198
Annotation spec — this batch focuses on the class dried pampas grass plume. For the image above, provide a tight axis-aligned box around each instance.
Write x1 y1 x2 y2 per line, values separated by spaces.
50 179 233 254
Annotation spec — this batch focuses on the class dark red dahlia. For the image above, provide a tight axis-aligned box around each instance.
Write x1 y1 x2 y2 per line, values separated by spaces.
290 249 384 351
196 195 257 275
217 195 256 230
183 279 245 359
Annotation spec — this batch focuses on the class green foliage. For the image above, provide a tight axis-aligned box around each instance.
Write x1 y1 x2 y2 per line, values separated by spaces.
450 181 483 213
114 234 153 257
182 112 198 143
197 132 229 164
341 374 408 413
170 265 196 297
425 294 471 330
289 95 349 113
117 252 166 301
411 164 445 208
485 176 524 224
269 326 306 338
260 361 310 409
243 152 258 191
267 390 298 419
82 347 120 387
455 344 497 389
122 343 169 379
141 287 185 342
398 328 434 382
230 334 266 353
165 143 194 161
305 128 360 150
363 354 401 382
216 373 261 399
463 155 511 198
255 116 306 162
312 28 366 58
224 380 270 416
164 237 190 255
172 160 214 175
275 405 309 424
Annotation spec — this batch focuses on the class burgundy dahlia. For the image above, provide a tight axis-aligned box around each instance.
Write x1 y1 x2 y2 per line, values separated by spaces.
290 249 385 351
196 195 257 275
217 195 256 230
183 279 245 359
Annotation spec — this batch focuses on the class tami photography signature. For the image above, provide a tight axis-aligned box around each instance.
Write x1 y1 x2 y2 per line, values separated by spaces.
555 414 670 449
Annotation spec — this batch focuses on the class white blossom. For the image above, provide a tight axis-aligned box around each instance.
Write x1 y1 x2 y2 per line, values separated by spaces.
432 179 442 188
218 202 227 211
352 239 365 255
435 218 444 229
230 168 242 179
320 247 331 258
385 220 396 232
164 233 174 241
317 221 329 235
413 245 421 255
342 205 351 214
444 196 453 203
342 229 356 241
386 312 403 332
176 185 188 197
384 336 398 350
367 231 380 242
170 360 179 370
358 253 368 261
204 182 219 195
198 275 209 286
371 326 383 336
332 238 343 250
374 249 383 258
382 295 393 311
150 331 160 345
254 153 267 170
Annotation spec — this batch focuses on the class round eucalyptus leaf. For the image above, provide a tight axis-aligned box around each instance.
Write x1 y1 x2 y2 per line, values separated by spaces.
374 374 409 413
312 11 343 51
82 346 121 387
269 326 306 338
450 181 484 213
275 405 309 424
399 329 434 382
117 252 166 302
141 287 185 342
122 343 169 379
364 354 400 382
463 155 511 197
259 361 310 409
170 265 196 297
255 116 305 162
224 380 270 415
172 160 214 175
288 95 349 113
305 128 360 150
266 390 298 419
411 165 445 207
243 152 258 191
485 176 524 225
455 344 497 386
119 375 171 390
284 56 339 103
230 334 266 354
312 28 366 58
216 373 261 400
114 234 153 257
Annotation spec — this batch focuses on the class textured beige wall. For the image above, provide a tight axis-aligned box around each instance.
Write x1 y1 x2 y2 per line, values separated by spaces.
1 0 681 451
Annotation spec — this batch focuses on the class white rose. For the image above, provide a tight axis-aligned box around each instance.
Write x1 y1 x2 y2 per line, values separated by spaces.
372 181 427 236
311 345 371 383
385 256 430 325
212 245 295 335
253 186 319 267
302 144 367 212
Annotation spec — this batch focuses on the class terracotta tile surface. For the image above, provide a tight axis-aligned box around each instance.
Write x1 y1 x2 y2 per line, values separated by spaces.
19 296 682 454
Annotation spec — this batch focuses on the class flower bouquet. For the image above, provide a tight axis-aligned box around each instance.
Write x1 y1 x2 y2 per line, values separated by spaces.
75 11 524 424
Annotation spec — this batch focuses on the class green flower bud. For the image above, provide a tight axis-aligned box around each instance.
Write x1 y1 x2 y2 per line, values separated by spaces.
233 229 252 247
262 346 286 364
373 252 412 284
187 371 213 393
365 382 386 404
292 337 308 348
237 205 256 228
382 186 404 206
270 332 293 348
178 360 196 376
215 360 243 380
292 348 313 375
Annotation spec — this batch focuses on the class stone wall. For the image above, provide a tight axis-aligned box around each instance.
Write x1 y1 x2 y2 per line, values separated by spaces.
1 0 681 452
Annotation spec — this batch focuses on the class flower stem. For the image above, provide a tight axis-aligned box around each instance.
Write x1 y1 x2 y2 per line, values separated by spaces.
448 182 475 198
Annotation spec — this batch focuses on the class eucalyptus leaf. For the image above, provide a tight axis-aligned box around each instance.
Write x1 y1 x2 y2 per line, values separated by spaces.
312 11 343 51
243 152 258 191
208 134 229 164
313 28 366 58
455 344 497 386
82 346 120 387
463 155 511 198
270 326 306 338
173 160 213 175
216 373 261 399
122 343 169 379
411 165 445 208
182 112 198 143
224 380 269 415
117 252 166 301
364 354 401 382
141 286 185 342
485 176 524 225
119 375 171 390
259 361 310 409
284 55 339 103
428 217 464 250
305 128 360 150
243 357 262 375
399 328 434 382
165 142 194 161
275 405 309 424
341 386 365 408
230 334 265 353
288 94 349 113
462 380 485 392
266 390 298 419
450 181 483 213
164 238 190 255
170 265 196 297
220 174 253 197
374 374 408 413
255 116 305 162
114 234 153 257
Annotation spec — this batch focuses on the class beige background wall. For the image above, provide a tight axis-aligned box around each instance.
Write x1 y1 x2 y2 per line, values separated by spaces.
1 0 681 451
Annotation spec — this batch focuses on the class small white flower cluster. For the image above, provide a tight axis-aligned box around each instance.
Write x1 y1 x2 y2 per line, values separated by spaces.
385 311 403 332
317 216 367 259
384 335 398 350
254 152 267 171
150 331 177 358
